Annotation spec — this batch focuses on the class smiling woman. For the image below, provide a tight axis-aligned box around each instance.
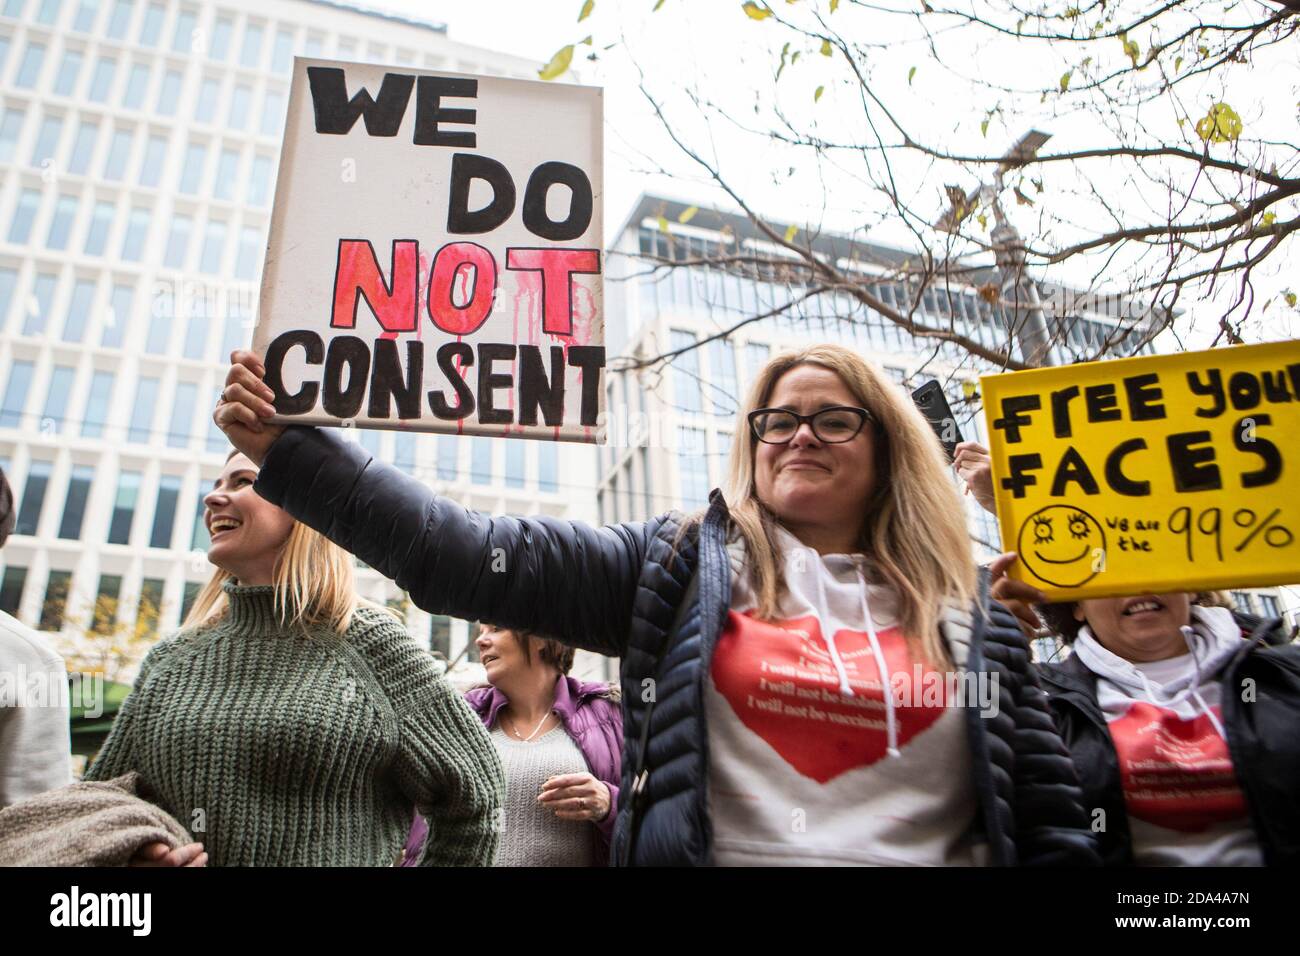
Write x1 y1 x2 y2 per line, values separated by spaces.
82 450 504 867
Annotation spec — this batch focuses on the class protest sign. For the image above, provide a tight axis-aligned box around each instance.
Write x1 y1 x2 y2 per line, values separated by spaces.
253 58 604 442
982 340 1300 600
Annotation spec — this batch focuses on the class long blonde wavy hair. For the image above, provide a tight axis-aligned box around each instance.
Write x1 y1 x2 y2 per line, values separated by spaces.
182 453 379 634
722 344 976 667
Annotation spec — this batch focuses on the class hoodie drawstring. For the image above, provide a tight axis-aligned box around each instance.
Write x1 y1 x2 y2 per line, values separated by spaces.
1106 622 1229 742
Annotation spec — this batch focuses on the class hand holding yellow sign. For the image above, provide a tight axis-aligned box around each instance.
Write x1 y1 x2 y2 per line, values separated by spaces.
981 340 1300 600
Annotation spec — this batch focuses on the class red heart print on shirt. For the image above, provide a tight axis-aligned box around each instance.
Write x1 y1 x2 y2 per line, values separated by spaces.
1108 701 1247 833
711 610 949 783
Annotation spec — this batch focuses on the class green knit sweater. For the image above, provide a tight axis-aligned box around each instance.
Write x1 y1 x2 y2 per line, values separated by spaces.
84 583 503 867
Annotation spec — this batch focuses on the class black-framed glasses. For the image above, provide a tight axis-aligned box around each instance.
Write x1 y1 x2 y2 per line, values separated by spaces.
747 406 872 444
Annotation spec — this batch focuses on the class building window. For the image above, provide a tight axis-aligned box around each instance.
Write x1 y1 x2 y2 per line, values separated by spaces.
248 154 272 205
81 370 113 437
743 342 771 387
0 566 26 616
92 574 122 635
53 50 83 96
179 141 206 194
471 438 492 484
102 283 132 348
228 84 250 129
41 365 75 432
505 440 525 489
436 436 457 480
394 431 416 473
8 188 41 244
670 331 702 414
143 302 170 353
84 200 113 255
538 442 557 493
182 310 208 360
88 56 117 102
209 15 232 60
676 426 708 508
234 225 261 279
163 214 192 270
240 22 264 68
200 219 226 274
68 121 98 174
35 0 60 24
1258 594 1282 619
271 28 294 73
16 461 52 535
73 0 97 31
127 377 158 443
23 272 57 336
190 489 208 549
0 267 14 330
137 577 164 636
45 195 77 250
105 0 131 38
15 42 46 89
107 470 140 544
0 360 34 429
195 77 219 123
172 8 196 53
119 206 150 261
150 473 181 548
102 127 132 181
221 308 247 359
167 382 196 448
30 115 64 168
137 0 163 45
0 110 24 163
61 278 96 343
138 133 166 187
122 62 149 109
156 69 182 116
58 463 94 539
38 570 71 631
260 89 284 136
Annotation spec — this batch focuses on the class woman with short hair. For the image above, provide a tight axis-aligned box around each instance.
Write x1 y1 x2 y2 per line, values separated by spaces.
84 451 502 867
403 624 621 866
217 344 1097 866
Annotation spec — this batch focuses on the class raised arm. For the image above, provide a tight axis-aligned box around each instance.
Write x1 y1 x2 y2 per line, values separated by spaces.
216 350 651 655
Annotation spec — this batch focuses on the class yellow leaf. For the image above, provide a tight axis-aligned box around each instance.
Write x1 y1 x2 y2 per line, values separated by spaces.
1285 291 1297 308
961 380 978 399
1059 71 1071 92
1194 102 1242 144
1261 211 1276 227
538 45 575 81
580 34 593 45
830 0 839 10
820 39 832 56
578 0 594 22
657 215 669 233
1174 55 1183 72
784 223 798 243
742 1 772 20
908 66 916 85
814 85 824 102
678 205 698 224
654 0 666 9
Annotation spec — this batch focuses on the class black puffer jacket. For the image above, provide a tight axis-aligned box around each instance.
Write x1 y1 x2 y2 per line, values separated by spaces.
1040 621 1300 866
255 426 1099 866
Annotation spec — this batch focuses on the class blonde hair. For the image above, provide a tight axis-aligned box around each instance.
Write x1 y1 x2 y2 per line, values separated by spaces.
722 344 976 667
182 453 381 634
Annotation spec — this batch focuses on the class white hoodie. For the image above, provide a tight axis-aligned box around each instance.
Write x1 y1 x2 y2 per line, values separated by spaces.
704 526 987 866
1073 605 1261 866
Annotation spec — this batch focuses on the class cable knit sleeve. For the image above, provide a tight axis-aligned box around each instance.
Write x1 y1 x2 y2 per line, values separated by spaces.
82 636 177 783
356 612 504 867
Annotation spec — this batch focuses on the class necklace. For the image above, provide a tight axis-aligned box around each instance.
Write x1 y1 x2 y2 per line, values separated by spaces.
505 710 554 742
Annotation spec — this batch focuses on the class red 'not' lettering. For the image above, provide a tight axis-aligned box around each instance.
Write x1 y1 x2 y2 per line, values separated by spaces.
428 242 497 336
332 239 419 332
505 247 600 337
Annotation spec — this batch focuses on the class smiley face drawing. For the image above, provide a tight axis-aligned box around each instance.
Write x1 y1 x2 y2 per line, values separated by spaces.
1016 505 1107 588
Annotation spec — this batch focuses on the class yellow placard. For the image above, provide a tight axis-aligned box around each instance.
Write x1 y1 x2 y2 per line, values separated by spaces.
981 340 1300 601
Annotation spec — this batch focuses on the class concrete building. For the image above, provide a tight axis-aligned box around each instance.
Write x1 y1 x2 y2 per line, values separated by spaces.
597 194 1295 659
0 0 610 683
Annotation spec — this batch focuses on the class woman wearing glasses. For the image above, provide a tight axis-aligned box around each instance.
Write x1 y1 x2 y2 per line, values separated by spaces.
215 343 1097 866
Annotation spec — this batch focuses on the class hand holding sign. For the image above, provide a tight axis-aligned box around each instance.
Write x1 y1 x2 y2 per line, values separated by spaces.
214 350 284 467
982 340 1300 600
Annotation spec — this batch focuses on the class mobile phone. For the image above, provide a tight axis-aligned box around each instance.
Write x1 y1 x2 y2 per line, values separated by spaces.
911 380 963 460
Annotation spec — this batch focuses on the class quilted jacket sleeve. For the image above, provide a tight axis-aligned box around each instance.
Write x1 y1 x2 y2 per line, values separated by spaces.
253 426 650 656
987 601 1101 866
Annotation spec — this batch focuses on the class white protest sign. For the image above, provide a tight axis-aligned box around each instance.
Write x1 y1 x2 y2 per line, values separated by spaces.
254 58 605 442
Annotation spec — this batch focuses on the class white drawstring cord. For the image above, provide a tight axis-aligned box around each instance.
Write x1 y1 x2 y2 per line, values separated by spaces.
856 559 901 758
